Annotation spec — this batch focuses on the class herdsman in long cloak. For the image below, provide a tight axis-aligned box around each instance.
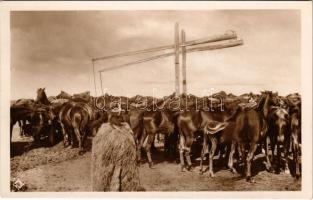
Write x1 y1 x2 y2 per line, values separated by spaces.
91 102 144 191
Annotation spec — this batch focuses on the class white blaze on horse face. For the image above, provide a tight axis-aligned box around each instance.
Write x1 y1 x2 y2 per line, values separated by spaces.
274 108 288 143
39 114 43 125
276 108 289 119
275 109 288 127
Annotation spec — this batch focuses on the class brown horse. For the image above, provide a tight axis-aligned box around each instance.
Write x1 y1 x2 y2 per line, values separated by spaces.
59 100 106 153
69 103 92 153
177 97 239 173
10 104 54 144
10 105 34 142
288 101 301 179
59 101 76 147
267 106 290 174
199 98 241 177
227 91 276 182
12 98 35 136
139 110 175 168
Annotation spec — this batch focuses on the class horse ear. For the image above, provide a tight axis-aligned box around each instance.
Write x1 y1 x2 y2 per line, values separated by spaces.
43 87 46 90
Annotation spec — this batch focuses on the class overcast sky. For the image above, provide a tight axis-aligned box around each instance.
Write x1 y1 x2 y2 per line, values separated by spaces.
11 10 300 99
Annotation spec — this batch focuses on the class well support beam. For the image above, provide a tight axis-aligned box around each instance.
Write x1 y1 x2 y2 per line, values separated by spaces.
174 23 180 96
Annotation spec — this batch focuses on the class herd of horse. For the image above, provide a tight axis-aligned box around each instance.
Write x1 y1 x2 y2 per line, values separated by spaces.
10 88 301 182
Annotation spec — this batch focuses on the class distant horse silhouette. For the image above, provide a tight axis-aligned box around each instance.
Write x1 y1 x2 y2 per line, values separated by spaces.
35 88 51 105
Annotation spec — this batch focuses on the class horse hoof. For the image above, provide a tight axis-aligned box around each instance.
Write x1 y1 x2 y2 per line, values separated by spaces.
230 169 238 174
208 171 215 178
79 150 85 155
246 176 255 183
186 165 193 171
295 174 301 180
266 167 274 173
149 163 154 169
284 169 290 175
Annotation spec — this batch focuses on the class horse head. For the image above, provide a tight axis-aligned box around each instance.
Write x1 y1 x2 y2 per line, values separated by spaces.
270 106 290 144
36 87 50 105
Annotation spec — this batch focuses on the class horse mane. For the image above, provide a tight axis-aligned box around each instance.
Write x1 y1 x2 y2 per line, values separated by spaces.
256 92 273 119
256 94 266 112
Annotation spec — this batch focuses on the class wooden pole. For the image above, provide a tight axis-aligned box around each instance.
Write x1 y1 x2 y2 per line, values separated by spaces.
99 71 104 95
181 29 187 94
174 23 180 96
98 39 243 72
92 31 237 62
92 61 97 96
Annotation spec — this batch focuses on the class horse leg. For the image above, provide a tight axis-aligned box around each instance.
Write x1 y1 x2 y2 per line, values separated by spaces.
60 123 69 147
293 135 301 179
208 135 217 177
137 129 147 164
283 139 290 174
145 131 156 168
185 135 194 171
73 125 82 154
81 129 88 152
10 122 14 142
178 133 186 172
246 142 257 182
270 137 277 171
237 144 243 163
200 133 208 175
237 142 246 172
164 133 170 158
277 144 283 173
228 141 238 174
69 127 76 148
22 119 27 136
265 136 274 172
18 120 23 137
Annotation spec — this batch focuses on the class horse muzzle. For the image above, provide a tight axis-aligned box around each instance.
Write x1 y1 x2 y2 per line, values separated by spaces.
277 135 285 143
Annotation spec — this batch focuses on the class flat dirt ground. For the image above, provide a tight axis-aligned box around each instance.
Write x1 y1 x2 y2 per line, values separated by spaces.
10 127 301 192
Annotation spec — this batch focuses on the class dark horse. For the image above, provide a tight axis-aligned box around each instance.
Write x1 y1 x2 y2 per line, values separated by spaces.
35 88 51 105
228 91 276 182
59 101 105 154
10 105 34 142
289 100 301 179
12 99 35 137
267 106 290 174
10 104 54 144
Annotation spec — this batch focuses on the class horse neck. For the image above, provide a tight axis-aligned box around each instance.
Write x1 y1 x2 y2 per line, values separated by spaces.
37 92 50 105
259 94 271 119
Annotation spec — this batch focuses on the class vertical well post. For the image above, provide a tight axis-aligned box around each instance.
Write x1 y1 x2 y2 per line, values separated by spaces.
92 60 97 96
99 71 104 96
181 29 187 94
174 23 180 97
